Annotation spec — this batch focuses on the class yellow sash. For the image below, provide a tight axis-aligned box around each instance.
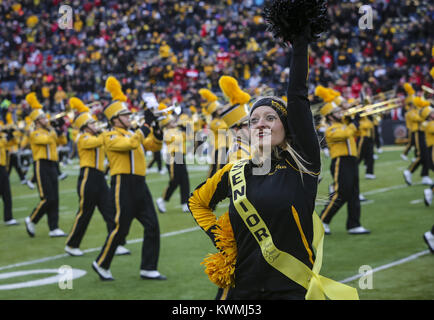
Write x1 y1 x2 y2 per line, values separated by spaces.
229 159 359 300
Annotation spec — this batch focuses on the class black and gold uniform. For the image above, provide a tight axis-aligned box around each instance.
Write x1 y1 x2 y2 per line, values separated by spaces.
319 108 369 234
218 75 252 164
357 116 375 177
404 97 432 185
198 88 228 178
24 92 68 236
402 83 417 159
0 130 14 224
423 114 434 205
93 76 164 280
158 116 190 212
65 97 116 253
189 34 323 299
5 119 27 183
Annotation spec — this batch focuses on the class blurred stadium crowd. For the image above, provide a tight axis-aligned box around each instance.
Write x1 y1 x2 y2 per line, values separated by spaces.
0 0 433 123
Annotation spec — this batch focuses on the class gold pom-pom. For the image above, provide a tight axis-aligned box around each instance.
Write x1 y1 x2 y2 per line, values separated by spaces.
105 76 127 102
218 76 251 106
201 212 237 288
69 97 90 113
25 92 43 109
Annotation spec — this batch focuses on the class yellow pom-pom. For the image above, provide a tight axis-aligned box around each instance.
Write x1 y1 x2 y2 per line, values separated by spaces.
218 76 251 106
430 67 434 80
69 97 90 113
105 76 127 102
25 92 43 109
201 212 237 288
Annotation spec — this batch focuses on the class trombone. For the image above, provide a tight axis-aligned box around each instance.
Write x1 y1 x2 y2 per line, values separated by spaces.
343 98 401 116
359 102 402 117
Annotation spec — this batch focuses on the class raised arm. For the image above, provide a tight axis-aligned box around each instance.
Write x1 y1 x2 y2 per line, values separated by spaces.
286 34 321 171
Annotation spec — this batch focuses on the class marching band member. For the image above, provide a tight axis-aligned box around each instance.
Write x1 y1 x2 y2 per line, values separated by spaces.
198 88 228 178
156 108 190 214
357 115 376 179
218 75 251 163
24 92 68 238
4 113 29 185
318 100 370 235
403 96 432 186
189 5 358 299
401 83 417 161
423 108 434 206
0 123 16 225
92 76 166 281
65 97 129 257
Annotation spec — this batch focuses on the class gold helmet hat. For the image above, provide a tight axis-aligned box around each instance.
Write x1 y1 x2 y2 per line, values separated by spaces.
26 92 45 121
218 76 251 128
70 97 94 129
103 76 131 121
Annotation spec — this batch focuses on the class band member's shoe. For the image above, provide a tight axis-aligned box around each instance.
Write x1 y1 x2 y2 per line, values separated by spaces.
25 217 35 237
49 229 67 237
65 246 84 256
322 223 331 235
403 170 412 186
421 176 433 185
365 174 376 180
424 188 432 207
181 203 189 213
115 245 131 256
92 261 114 281
423 231 434 253
348 226 370 235
140 270 167 280
400 154 408 161
5 219 18 226
156 197 167 213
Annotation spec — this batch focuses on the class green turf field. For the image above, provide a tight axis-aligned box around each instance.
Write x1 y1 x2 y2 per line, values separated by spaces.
0 146 433 300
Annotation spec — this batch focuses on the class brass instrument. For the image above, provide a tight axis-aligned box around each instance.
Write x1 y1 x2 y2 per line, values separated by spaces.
49 111 75 122
422 85 434 95
343 98 400 116
359 102 402 117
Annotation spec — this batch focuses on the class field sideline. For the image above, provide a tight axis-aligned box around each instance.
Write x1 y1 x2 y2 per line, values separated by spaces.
0 146 433 300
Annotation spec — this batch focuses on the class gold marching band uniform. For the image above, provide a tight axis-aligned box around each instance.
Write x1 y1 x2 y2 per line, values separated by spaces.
92 76 166 281
24 92 68 237
64 97 129 257
156 105 191 213
315 86 370 235
0 127 14 225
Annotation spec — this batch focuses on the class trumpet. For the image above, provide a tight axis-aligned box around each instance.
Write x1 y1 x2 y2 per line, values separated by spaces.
153 104 182 116
343 98 400 116
49 111 75 122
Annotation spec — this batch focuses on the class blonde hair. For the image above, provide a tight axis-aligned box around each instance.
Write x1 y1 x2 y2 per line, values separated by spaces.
251 139 315 180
